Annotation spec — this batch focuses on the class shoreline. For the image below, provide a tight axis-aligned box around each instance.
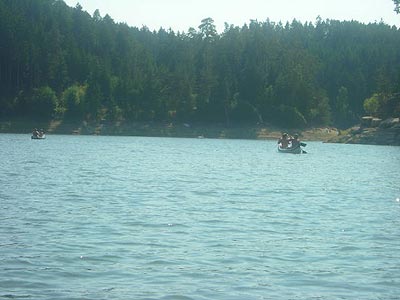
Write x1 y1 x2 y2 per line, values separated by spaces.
325 117 400 146
2 118 398 145
0 119 340 142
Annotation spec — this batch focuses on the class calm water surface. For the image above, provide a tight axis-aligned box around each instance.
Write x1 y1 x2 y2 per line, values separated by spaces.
1 133 399 300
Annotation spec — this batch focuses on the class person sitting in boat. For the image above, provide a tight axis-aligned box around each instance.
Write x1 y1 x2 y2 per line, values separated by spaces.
289 134 300 148
32 128 39 138
278 133 290 149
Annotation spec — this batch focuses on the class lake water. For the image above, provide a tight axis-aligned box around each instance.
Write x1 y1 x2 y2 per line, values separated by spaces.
1 133 399 300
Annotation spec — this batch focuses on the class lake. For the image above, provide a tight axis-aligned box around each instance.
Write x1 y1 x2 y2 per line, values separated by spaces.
1 133 399 300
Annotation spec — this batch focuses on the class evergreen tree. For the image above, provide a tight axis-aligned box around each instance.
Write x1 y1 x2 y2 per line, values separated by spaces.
1 0 399 127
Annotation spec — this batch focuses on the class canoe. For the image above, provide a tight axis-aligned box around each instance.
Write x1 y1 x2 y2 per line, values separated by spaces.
31 134 46 140
278 144 304 154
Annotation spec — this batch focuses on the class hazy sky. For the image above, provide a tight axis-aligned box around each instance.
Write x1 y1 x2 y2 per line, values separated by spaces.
63 0 400 32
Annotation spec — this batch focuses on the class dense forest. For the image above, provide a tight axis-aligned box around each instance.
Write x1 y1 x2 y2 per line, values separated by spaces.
0 0 399 128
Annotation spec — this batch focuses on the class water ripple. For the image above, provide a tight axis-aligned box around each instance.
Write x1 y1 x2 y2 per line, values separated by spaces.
1 134 399 300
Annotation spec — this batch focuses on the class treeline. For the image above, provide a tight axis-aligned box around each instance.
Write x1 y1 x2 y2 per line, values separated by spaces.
1 0 399 128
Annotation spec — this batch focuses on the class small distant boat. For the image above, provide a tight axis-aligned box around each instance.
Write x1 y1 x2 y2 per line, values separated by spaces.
278 142 307 154
31 134 46 140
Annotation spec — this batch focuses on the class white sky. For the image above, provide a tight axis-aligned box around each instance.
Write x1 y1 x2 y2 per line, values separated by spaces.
63 0 400 32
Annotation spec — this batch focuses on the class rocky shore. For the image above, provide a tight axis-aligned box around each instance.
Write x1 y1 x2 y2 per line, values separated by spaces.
0 118 339 141
1 117 398 145
326 117 400 146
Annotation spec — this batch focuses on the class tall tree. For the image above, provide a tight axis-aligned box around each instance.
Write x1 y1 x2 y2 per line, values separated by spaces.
394 0 400 13
1 0 400 127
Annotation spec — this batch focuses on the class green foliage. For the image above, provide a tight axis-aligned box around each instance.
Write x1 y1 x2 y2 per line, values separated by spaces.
1 0 400 128
387 94 400 117
29 87 58 119
364 93 400 118
309 96 331 126
230 102 260 123
363 94 380 115
274 105 307 128
334 86 353 126
60 84 87 119
394 0 400 13
198 18 218 41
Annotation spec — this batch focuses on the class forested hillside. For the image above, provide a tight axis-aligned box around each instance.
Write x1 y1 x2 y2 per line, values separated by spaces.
1 0 399 128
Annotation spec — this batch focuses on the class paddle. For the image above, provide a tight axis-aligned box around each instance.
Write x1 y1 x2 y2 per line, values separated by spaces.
297 141 307 153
